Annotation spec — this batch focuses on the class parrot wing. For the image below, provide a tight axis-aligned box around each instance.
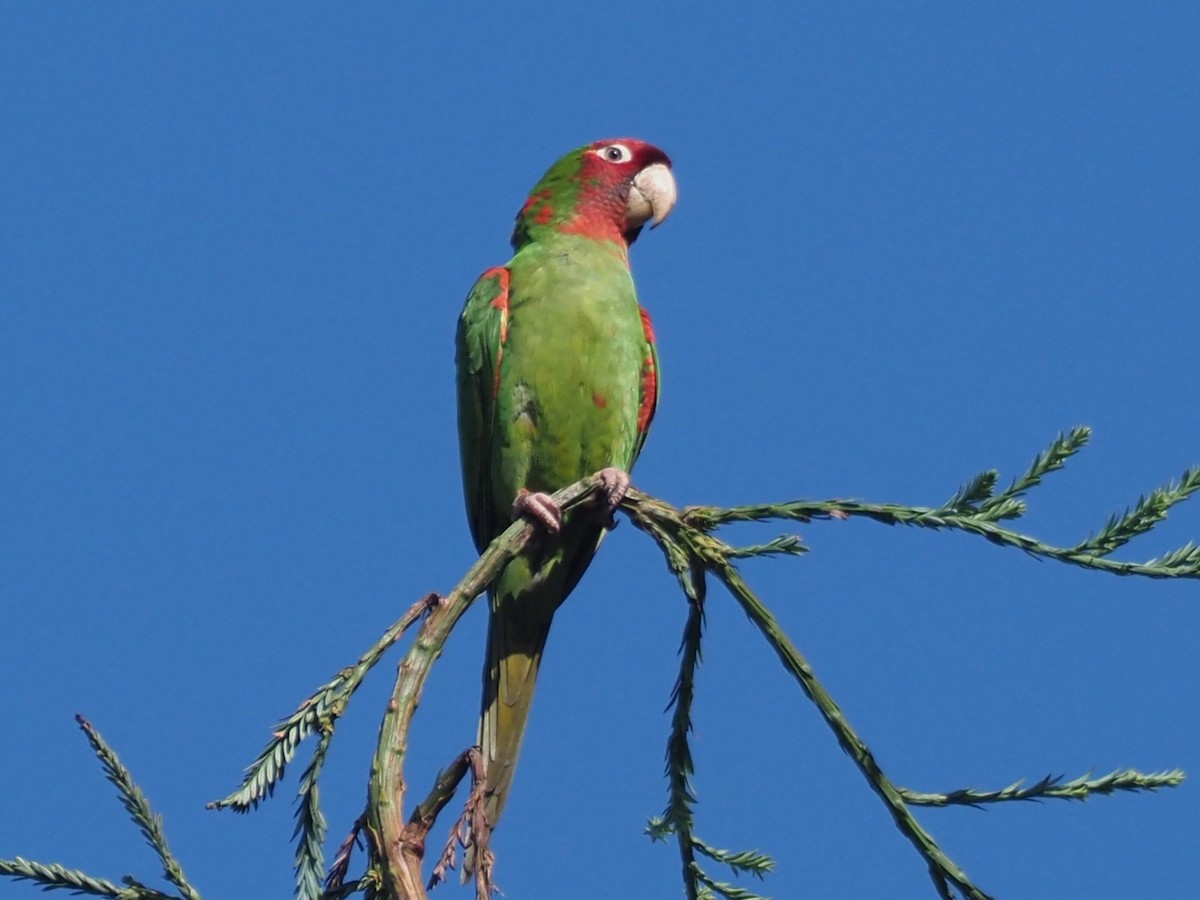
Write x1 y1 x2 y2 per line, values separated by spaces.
631 304 660 467
455 266 510 554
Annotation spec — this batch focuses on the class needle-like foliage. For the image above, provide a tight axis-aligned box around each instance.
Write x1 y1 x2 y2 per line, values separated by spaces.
5 431 1196 900
900 768 1186 808
0 717 200 900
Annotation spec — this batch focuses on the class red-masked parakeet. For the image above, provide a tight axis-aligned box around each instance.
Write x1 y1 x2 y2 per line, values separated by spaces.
456 138 677 844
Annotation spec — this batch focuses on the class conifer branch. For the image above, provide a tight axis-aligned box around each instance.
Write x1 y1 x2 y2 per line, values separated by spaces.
10 431 1189 900
1073 469 1200 559
724 534 806 559
690 862 771 900
411 752 474 842
900 768 1185 807
692 839 774 879
683 430 1200 579
293 726 333 900
626 496 993 899
0 858 158 899
658 594 706 899
425 750 488 892
978 425 1091 517
637 495 724 900
75 715 200 900
1 718 199 900
324 812 367 895
210 593 436 813
623 430 1195 898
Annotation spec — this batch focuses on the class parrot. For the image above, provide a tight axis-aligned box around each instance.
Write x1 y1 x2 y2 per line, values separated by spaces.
455 138 677 848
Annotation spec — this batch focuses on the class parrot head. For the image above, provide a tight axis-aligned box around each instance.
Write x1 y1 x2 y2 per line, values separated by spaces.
511 138 677 249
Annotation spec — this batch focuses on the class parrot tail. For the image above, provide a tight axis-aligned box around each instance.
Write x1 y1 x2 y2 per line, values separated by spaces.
463 579 554 882
478 593 553 831
465 520 607 879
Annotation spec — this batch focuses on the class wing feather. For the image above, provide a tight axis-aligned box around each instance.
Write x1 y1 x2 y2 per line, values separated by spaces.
455 266 511 553
632 304 660 465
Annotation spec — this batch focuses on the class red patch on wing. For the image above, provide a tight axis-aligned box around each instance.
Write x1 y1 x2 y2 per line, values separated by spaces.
482 267 511 399
638 355 657 433
535 203 554 225
592 391 607 408
638 306 656 343
637 306 658 434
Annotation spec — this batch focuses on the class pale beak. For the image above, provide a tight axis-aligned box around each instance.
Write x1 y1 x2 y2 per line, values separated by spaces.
627 163 678 229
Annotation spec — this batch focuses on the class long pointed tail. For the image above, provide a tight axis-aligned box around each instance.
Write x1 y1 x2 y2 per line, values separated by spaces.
468 520 606 878
478 591 553 832
463 595 550 883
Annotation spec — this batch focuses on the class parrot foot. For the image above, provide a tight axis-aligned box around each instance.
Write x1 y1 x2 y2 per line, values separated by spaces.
513 489 562 534
596 467 631 528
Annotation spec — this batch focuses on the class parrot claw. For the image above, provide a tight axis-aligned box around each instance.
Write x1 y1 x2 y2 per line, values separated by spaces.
596 467 631 528
513 489 562 534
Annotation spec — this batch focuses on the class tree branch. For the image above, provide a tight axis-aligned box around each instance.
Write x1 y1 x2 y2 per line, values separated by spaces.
366 474 613 900
8 431 1194 900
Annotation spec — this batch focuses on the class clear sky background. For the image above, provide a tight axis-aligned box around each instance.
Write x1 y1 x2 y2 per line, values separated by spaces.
3 4 1198 899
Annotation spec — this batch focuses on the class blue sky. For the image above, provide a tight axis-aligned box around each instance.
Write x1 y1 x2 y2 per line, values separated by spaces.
3 4 1198 898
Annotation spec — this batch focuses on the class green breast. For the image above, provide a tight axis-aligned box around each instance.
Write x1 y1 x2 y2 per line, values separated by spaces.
491 235 645 511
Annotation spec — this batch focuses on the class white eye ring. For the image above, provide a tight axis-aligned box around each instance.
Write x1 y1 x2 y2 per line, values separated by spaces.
597 143 633 163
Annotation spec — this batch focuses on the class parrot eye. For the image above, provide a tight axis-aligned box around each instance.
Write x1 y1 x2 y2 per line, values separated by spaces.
598 143 633 164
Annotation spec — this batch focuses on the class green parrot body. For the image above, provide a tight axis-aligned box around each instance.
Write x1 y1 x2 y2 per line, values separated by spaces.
455 138 676 839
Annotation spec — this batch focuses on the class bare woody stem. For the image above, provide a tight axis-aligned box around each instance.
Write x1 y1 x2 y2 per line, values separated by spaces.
366 475 610 900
